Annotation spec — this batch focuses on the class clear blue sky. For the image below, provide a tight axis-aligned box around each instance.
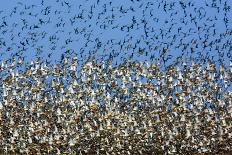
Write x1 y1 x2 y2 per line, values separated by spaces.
0 0 231 68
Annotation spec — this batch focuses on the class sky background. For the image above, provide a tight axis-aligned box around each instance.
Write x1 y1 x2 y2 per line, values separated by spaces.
0 0 231 69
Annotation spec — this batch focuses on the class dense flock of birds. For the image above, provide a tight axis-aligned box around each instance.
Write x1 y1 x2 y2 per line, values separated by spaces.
0 0 232 154
0 57 231 154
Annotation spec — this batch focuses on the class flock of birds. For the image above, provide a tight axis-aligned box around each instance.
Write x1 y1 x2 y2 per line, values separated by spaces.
0 57 231 154
0 0 231 154
0 0 231 67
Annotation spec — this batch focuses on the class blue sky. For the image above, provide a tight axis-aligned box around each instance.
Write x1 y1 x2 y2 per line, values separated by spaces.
0 0 231 68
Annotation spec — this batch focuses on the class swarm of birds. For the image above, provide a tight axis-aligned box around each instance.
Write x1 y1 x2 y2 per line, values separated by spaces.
0 0 232 154
0 0 231 68
0 56 231 154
